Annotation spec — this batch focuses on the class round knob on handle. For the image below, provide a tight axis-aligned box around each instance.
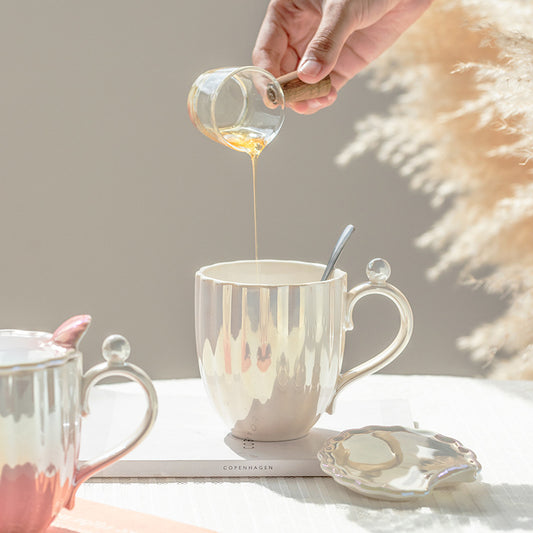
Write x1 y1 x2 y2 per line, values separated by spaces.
102 335 131 364
366 258 391 283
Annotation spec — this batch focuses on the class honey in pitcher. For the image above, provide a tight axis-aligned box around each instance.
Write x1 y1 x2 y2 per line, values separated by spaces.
219 126 268 157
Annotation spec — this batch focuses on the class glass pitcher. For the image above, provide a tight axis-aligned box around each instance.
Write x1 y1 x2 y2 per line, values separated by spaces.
187 66 331 154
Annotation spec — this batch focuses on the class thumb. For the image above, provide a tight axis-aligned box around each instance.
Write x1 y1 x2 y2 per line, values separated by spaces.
298 0 354 83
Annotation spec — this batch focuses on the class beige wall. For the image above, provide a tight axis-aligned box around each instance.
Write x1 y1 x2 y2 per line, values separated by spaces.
0 1 502 378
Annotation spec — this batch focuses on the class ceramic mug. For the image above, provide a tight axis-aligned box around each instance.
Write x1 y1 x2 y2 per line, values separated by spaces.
0 315 158 533
195 259 413 441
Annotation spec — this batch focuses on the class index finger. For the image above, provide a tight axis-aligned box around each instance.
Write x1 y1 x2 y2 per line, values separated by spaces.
252 5 289 77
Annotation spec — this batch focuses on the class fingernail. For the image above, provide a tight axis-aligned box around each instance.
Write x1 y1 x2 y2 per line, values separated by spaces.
298 59 322 78
307 99 322 109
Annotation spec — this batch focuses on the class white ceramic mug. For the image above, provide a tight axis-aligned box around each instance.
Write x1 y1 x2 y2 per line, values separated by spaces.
0 315 158 533
195 259 413 441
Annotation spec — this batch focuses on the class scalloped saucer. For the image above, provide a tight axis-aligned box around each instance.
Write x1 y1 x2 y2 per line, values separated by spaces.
317 426 481 501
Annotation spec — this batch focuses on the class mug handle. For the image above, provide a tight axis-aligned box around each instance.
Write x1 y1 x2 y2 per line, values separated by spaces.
66 334 158 509
326 259 413 414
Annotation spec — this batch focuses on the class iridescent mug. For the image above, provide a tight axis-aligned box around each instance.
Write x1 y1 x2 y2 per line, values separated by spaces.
195 259 413 441
0 315 158 533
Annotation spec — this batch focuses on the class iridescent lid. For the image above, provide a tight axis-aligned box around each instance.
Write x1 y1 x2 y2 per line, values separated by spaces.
0 331 57 368
318 425 481 501
0 315 91 371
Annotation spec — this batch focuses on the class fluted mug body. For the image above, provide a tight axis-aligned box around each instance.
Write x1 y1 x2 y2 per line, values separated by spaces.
0 317 158 533
0 333 82 532
195 260 413 441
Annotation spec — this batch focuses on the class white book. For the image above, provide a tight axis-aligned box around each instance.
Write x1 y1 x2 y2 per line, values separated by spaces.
80 379 412 478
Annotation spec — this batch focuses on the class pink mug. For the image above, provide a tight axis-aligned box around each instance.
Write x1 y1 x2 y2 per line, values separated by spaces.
0 315 158 533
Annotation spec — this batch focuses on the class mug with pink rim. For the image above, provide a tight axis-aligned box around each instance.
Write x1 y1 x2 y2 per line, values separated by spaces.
0 315 158 533
195 258 414 442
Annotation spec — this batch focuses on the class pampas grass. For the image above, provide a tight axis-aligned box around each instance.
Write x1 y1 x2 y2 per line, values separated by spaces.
337 0 533 379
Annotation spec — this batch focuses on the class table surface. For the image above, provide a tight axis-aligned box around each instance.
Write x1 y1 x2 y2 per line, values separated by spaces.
78 375 533 533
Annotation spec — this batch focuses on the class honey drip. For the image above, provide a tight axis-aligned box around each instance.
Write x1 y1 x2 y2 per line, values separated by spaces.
252 156 258 261
219 126 267 261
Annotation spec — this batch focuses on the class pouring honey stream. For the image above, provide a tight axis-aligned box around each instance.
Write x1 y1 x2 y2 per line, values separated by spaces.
188 67 331 263
218 126 267 261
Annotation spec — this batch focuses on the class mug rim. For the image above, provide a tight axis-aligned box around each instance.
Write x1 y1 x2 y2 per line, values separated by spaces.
196 259 346 287
0 329 80 373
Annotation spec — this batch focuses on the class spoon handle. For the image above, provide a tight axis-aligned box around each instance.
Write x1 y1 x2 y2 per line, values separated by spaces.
321 224 355 281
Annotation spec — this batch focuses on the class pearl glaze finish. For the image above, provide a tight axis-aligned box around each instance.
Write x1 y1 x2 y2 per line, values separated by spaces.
318 426 481 500
195 260 413 441
0 316 158 533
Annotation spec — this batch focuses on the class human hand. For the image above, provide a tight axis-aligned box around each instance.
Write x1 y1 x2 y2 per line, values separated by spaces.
253 0 432 114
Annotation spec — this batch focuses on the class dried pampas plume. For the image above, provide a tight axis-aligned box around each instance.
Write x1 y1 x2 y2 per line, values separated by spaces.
337 0 533 379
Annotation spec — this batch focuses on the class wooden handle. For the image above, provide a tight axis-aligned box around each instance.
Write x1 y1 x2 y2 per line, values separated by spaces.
266 71 332 105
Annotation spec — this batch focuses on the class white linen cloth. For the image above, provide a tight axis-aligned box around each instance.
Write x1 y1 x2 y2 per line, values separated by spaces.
78 375 533 533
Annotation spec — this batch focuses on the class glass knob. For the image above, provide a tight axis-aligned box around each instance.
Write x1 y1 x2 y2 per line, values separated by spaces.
366 258 391 283
102 335 131 364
